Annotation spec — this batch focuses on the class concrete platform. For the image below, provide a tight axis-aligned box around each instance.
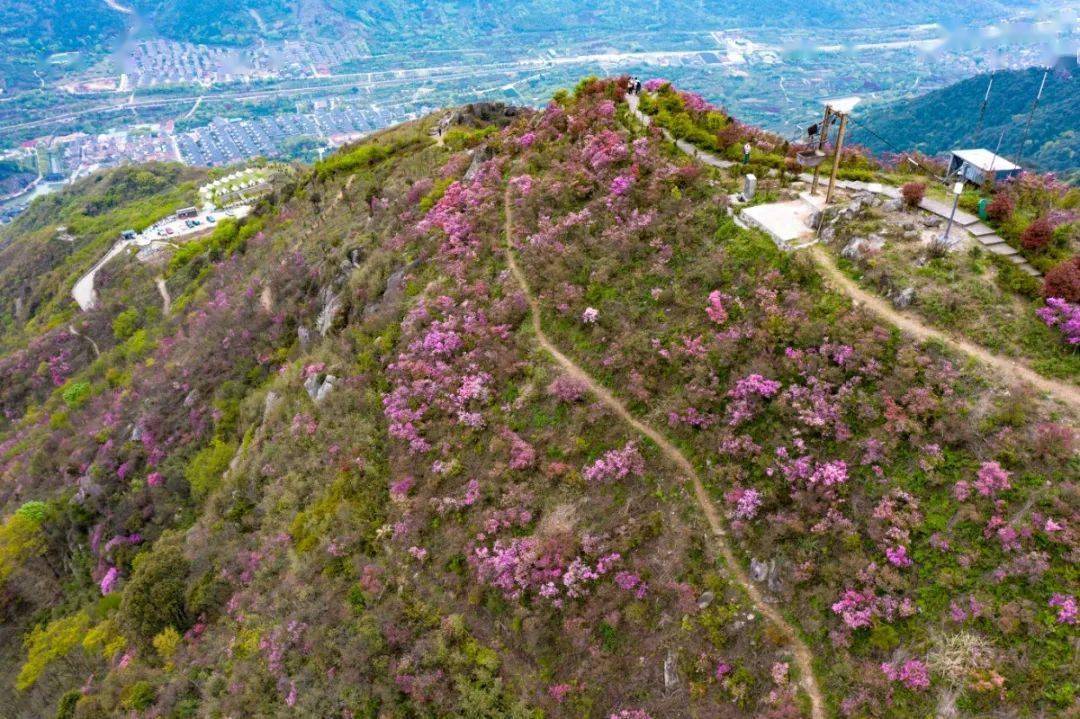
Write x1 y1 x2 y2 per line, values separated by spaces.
740 192 822 249
968 222 997 237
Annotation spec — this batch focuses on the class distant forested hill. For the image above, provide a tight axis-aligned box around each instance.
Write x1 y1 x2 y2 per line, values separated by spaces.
0 0 125 89
853 57 1079 175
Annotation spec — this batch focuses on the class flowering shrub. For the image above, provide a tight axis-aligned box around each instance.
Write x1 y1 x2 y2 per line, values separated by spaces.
470 535 620 606
705 290 728 324
885 545 913 568
1049 594 1077 625
724 486 763 520
726 373 781 425
614 570 648 599
582 442 645 483
881 659 930 691
954 460 1012 502
548 374 588 403
1037 297 1080 344
831 588 878 629
509 174 534 196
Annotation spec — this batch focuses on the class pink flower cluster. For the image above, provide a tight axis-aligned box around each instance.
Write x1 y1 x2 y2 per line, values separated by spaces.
583 442 645 483
679 91 714 114
99 566 120 595
831 586 915 630
726 373 781 426
782 455 849 489
885 545 913 568
705 290 728 324
509 174 534 196
1037 298 1080 344
614 570 648 599
582 130 628 171
831 588 878 629
470 536 620 605
504 430 537 470
384 297 509 453
548 374 588 403
610 174 634 196
955 461 1011 501
724 486 763 520
880 659 930 691
1049 594 1077 624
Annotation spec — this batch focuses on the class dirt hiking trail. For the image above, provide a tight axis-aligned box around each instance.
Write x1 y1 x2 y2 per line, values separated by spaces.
503 186 828 719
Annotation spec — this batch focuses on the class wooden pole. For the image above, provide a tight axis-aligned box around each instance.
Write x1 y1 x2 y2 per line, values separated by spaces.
810 106 832 195
825 112 848 205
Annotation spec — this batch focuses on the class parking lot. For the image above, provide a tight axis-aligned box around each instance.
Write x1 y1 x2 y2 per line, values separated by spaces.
137 204 251 245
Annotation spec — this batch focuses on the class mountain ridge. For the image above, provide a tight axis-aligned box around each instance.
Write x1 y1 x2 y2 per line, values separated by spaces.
853 57 1079 177
0 78 1076 719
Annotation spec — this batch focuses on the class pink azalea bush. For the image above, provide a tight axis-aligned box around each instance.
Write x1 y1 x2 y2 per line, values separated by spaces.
583 442 645 483
1036 297 1080 344
1049 594 1077 624
881 659 931 691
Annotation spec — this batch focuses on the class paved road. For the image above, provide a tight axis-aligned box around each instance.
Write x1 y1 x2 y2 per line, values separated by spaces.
72 205 249 311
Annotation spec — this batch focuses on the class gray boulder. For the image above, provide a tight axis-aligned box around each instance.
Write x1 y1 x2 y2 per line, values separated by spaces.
891 287 916 309
304 374 338 404
663 650 680 690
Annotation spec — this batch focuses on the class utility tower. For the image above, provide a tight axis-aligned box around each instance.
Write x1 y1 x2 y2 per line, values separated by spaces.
809 97 860 205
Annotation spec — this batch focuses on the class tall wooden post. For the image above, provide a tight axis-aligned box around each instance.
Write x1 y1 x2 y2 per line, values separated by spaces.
810 106 831 196
825 111 848 206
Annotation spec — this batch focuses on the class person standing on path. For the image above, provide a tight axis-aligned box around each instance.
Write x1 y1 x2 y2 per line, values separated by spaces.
743 142 752 165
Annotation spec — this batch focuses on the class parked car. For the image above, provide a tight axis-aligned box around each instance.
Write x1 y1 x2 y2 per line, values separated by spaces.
206 216 216 223
165 227 174 235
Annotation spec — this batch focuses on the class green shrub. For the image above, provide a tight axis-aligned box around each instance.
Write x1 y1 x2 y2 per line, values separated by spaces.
183 438 236 501
55 690 80 719
122 680 156 710
111 309 140 341
16 611 91 690
314 142 390 181
15 500 48 524
119 543 190 646
419 177 454 213
61 381 92 409
990 255 1041 298
0 512 46 585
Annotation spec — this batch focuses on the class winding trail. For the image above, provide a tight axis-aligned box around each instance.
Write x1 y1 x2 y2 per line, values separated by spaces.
68 324 100 358
155 276 172 316
503 187 827 719
808 246 1080 413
